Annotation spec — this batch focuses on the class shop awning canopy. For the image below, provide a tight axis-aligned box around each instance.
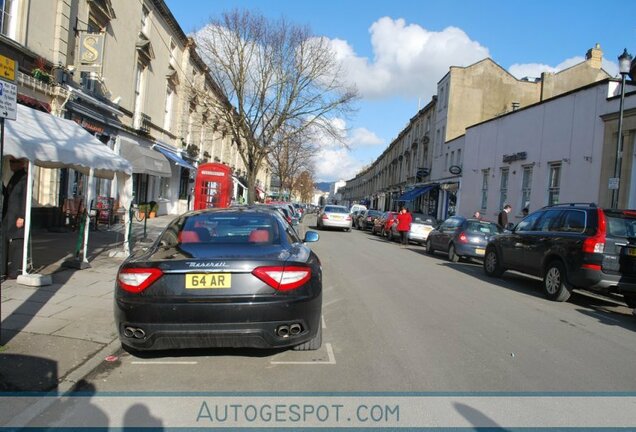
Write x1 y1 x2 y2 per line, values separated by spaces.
119 140 171 177
153 145 196 170
397 184 437 202
4 104 132 179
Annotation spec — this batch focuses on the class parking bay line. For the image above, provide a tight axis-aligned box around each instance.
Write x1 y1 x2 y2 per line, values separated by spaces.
270 343 336 365
131 361 198 365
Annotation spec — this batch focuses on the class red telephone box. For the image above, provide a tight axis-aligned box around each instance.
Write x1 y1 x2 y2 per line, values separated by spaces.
193 163 233 210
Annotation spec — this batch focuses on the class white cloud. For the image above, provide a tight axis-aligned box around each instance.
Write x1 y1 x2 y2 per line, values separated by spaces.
314 148 363 182
309 119 382 181
509 56 620 79
328 17 490 99
349 128 384 148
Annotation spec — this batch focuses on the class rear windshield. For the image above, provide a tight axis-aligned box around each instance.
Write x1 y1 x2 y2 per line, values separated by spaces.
411 213 436 225
168 213 280 245
606 213 636 238
466 220 502 234
324 206 348 214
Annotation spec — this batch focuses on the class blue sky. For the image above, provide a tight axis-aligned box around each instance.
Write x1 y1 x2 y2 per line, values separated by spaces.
165 0 634 182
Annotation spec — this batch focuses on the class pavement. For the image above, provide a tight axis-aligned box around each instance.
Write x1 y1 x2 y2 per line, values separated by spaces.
0 214 174 393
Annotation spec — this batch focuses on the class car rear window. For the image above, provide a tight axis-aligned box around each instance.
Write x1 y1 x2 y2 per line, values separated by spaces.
412 213 436 225
173 213 280 245
606 213 636 238
466 221 502 234
325 206 348 213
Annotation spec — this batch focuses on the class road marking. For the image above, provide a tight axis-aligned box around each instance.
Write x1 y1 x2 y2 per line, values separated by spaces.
322 315 327 329
131 361 198 365
270 343 336 365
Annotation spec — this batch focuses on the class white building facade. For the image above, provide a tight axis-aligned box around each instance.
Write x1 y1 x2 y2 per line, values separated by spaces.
459 79 636 224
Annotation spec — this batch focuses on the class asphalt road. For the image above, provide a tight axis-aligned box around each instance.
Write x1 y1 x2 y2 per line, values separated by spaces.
75 214 636 392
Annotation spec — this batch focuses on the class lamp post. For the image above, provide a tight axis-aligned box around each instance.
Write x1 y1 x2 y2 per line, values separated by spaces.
611 48 633 209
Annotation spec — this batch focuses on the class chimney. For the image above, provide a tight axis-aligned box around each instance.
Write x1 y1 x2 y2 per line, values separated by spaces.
511 101 520 111
585 43 603 69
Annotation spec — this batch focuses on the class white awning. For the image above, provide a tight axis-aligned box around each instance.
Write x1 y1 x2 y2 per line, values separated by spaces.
119 139 171 177
5 104 132 179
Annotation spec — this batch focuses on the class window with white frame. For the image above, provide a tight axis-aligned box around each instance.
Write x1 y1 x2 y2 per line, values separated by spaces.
521 165 533 210
548 162 561 205
141 4 150 35
457 149 462 166
450 151 455 166
445 153 449 171
1 0 17 38
499 167 509 210
481 169 489 209
163 83 174 131
133 62 146 127
159 176 170 199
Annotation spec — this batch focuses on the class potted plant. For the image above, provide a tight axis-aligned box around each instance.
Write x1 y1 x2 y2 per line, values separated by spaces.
148 201 158 218
32 57 52 83
137 202 148 220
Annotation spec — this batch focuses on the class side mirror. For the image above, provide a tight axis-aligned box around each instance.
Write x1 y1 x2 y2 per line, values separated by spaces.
304 231 320 243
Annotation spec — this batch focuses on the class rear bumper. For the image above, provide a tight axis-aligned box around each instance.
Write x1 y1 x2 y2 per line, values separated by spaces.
115 294 322 350
408 232 428 243
455 243 487 258
569 268 636 294
321 219 352 229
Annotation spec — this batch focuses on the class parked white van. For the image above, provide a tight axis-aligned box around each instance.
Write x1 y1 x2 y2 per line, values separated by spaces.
350 204 367 214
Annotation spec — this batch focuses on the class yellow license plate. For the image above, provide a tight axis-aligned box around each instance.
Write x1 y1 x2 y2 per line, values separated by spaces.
626 248 636 257
186 273 231 289
475 248 485 255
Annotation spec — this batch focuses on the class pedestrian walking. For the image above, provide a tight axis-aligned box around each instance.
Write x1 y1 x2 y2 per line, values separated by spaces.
498 204 512 229
396 207 412 248
472 210 482 220
522 207 529 217
2 158 28 280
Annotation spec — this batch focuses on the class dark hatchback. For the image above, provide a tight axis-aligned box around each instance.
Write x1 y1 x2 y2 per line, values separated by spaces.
114 207 322 351
426 216 502 261
483 203 636 306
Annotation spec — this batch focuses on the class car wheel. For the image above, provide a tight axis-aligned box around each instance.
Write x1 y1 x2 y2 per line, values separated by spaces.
292 324 322 351
448 243 460 263
483 247 504 277
426 238 434 255
623 293 636 308
543 261 572 302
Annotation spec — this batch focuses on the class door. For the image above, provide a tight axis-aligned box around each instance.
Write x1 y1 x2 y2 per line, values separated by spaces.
515 209 563 274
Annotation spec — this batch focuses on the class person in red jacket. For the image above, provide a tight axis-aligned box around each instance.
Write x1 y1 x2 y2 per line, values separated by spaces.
396 207 412 247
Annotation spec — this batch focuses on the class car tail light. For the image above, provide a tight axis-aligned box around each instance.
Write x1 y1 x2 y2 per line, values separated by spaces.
345 215 352 221
118 267 163 293
252 266 312 291
582 209 606 254
321 214 329 220
458 232 468 243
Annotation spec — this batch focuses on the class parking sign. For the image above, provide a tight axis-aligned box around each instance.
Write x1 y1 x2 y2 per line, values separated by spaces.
0 79 17 120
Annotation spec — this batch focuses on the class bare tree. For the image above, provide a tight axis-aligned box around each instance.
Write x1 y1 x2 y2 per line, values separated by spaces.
294 170 316 203
194 9 358 203
268 127 316 198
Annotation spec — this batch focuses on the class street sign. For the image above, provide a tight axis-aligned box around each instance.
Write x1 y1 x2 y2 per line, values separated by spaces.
0 79 17 120
0 54 16 81
609 177 620 190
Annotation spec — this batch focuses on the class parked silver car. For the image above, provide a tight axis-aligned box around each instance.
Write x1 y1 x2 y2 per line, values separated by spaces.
388 212 438 244
317 205 352 231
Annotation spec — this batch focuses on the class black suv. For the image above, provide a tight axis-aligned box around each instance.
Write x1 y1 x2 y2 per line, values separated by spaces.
483 203 636 307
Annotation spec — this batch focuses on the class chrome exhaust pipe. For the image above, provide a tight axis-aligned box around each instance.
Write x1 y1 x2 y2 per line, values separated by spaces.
123 327 135 338
289 323 302 335
277 325 290 337
133 328 146 339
